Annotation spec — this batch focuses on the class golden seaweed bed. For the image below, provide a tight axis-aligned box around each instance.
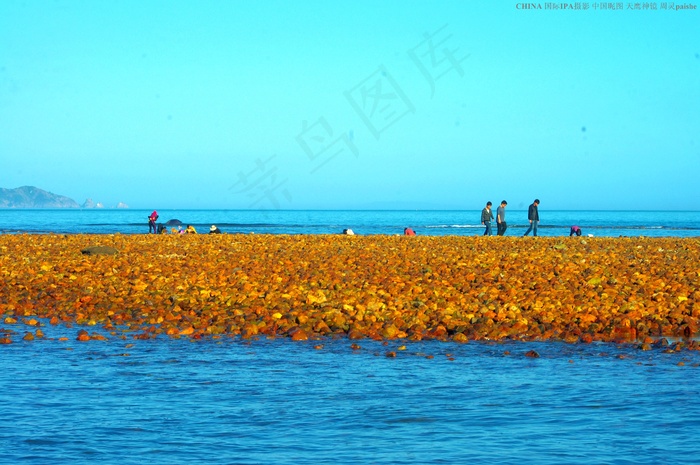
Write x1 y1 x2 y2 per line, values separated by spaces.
1 234 699 348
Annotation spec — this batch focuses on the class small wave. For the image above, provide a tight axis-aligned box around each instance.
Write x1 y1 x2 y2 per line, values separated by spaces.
542 224 696 231
89 222 288 228
426 224 481 229
82 222 699 232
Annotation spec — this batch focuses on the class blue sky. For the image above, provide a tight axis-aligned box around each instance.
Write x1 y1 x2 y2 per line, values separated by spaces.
1 0 698 210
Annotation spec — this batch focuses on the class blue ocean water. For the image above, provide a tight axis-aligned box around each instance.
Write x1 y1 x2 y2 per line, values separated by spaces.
1 332 699 465
1 209 699 237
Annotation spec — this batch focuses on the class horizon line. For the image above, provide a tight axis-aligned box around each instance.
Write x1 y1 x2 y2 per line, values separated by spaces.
2 208 700 213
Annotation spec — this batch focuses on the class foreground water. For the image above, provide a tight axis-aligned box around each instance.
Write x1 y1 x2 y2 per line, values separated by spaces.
1 209 700 237
2 333 699 465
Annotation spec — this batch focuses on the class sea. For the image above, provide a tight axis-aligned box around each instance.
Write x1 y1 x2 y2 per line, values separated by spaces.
1 208 700 237
2 209 700 465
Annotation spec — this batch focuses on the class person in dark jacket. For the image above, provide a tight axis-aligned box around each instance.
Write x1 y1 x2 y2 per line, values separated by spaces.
496 200 508 236
523 199 540 236
481 201 494 236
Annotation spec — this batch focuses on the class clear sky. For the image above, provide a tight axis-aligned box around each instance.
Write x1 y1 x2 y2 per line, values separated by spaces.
1 0 698 210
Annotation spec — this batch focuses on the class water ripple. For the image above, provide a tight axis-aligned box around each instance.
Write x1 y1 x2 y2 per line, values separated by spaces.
2 339 700 464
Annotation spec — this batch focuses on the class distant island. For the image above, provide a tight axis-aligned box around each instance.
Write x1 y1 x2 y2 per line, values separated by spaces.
0 186 128 209
0 186 80 208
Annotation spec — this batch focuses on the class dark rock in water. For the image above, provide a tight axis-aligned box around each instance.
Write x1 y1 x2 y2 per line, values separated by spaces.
81 246 118 255
165 219 183 226
524 350 540 358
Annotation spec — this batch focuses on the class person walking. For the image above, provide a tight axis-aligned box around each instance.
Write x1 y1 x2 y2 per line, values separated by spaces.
523 199 540 236
481 201 494 236
496 200 507 236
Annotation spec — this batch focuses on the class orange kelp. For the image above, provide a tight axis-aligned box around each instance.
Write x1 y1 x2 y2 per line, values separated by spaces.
0 234 699 346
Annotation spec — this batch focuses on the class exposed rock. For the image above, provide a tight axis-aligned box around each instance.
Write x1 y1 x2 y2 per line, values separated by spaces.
0 186 79 208
81 246 119 255
83 199 107 209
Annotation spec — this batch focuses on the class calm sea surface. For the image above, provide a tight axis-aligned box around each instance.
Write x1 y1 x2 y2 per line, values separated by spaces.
1 209 700 237
1 333 699 465
2 209 700 464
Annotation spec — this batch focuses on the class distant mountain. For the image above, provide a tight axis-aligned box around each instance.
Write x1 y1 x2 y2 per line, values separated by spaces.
0 186 80 208
81 198 104 209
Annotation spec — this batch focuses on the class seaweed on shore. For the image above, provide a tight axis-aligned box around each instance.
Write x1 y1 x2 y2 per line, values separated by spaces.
1 234 699 349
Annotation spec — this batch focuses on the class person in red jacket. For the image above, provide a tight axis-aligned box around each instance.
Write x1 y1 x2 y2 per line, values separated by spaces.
148 210 159 234
404 227 416 236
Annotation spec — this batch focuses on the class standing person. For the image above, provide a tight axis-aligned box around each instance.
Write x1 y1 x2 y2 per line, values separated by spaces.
523 199 540 236
148 210 159 234
481 201 494 236
496 200 508 236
